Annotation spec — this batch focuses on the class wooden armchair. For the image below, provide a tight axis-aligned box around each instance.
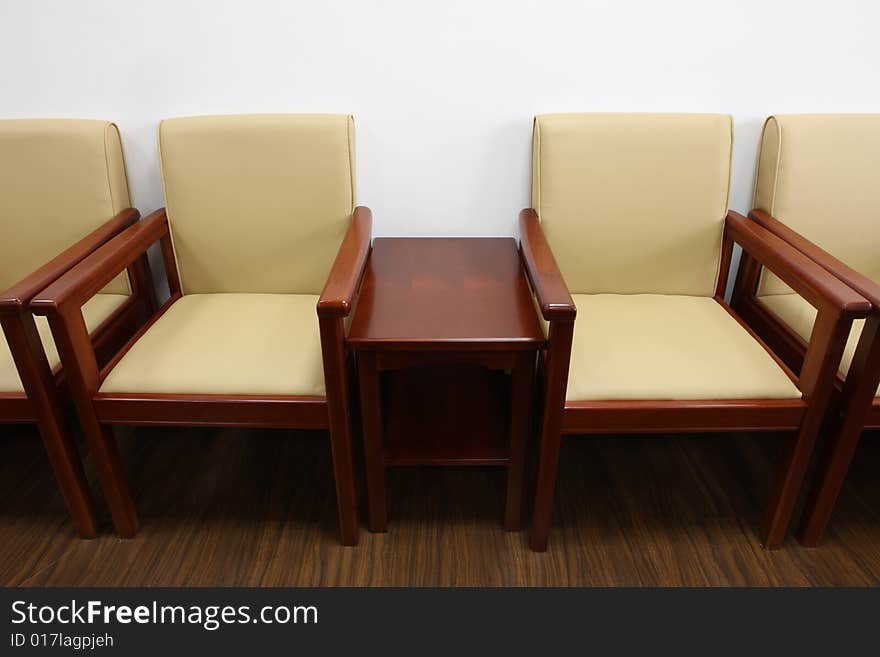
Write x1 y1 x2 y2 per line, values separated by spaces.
521 113 870 551
0 119 154 537
32 114 371 545
731 114 880 546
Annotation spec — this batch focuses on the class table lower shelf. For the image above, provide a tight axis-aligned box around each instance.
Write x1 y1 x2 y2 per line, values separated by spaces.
383 449 510 467
379 362 512 467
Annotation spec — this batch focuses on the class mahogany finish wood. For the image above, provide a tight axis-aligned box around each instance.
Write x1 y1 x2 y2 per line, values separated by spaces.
350 238 543 533
562 400 805 434
762 308 853 547
94 394 329 428
719 296 801 386
318 206 372 318
504 350 535 529
529 319 573 551
523 208 870 552
357 351 386 532
749 209 880 309
725 212 869 316
97 295 180 382
732 296 809 376
0 208 153 538
0 312 97 538
0 393 34 422
714 226 735 298
31 207 373 546
518 209 576 320
736 295 880 426
318 315 361 545
348 238 546 351
33 210 172 310
377 363 513 467
317 206 373 546
799 317 880 545
731 208 880 546
0 209 139 314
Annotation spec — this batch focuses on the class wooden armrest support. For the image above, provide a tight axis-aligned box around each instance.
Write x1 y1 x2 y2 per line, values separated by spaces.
726 211 870 318
749 209 880 311
0 208 139 314
317 206 372 318
519 208 576 321
31 208 169 315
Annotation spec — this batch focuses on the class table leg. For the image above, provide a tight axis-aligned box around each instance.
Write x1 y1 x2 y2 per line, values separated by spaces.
357 352 388 532
504 351 535 530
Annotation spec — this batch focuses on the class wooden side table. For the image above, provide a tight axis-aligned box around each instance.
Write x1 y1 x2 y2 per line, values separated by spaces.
347 238 545 532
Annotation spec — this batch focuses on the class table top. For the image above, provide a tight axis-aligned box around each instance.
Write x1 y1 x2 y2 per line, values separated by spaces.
347 238 546 351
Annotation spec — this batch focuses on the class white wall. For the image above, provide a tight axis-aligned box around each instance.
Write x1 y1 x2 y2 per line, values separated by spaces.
3 0 879 238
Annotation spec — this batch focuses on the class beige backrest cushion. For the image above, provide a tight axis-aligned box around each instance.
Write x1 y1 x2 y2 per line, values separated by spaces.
159 114 356 295
532 113 733 295
0 119 131 294
755 114 880 295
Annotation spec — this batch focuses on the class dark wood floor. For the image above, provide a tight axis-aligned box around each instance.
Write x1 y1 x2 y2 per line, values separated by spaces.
2 420 879 586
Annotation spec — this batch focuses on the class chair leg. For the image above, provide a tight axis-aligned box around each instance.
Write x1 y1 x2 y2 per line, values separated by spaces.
761 309 855 549
798 322 880 546
529 320 574 552
529 426 562 552
327 419 360 546
84 423 139 538
797 421 864 546
34 306 139 538
761 427 818 549
34 412 99 538
1 313 98 537
320 316 359 546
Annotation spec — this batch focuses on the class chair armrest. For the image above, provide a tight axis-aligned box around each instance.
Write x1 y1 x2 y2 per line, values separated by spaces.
519 208 576 321
31 208 170 316
0 208 139 314
317 206 372 319
749 209 880 311
725 211 870 318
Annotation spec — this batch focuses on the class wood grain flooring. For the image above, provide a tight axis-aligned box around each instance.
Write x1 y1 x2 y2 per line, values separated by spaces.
2 420 879 586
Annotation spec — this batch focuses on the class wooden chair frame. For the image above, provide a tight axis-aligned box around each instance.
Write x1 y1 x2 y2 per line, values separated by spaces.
30 206 372 546
0 208 156 537
521 208 871 552
731 208 880 546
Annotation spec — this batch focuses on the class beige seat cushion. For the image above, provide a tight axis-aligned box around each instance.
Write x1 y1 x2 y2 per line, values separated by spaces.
159 114 355 295
758 293 878 398
0 119 132 296
0 294 129 393
99 294 325 397
532 113 733 296
754 114 880 296
566 294 801 401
